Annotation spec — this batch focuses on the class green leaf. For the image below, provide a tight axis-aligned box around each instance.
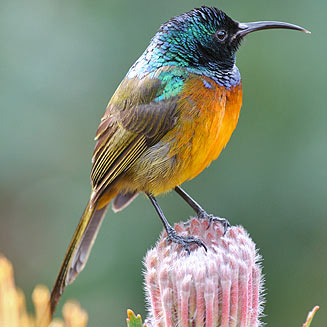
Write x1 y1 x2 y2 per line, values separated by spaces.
126 309 145 327
303 306 319 327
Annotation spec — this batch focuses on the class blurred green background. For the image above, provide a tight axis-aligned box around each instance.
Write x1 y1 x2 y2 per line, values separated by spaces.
1 0 326 326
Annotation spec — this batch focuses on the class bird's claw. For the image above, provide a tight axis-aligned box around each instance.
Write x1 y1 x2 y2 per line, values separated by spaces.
210 216 230 235
197 210 231 235
166 228 207 253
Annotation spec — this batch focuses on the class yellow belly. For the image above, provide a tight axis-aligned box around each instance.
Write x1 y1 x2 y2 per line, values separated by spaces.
123 76 243 195
176 76 242 182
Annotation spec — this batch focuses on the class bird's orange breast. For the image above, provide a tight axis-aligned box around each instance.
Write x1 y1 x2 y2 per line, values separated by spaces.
165 75 243 187
118 74 243 196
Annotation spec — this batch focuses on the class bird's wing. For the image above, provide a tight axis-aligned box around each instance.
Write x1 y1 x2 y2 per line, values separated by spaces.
90 67 188 203
50 68 189 316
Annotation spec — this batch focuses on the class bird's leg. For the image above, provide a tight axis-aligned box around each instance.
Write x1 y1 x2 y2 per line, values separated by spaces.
147 193 207 253
174 186 230 233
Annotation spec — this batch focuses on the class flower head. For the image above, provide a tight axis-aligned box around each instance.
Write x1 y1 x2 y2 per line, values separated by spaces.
0 255 88 327
143 218 264 327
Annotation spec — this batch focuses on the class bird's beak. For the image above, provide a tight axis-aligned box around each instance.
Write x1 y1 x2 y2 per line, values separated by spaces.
236 21 310 37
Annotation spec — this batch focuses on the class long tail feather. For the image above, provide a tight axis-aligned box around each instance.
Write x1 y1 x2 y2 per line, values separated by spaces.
49 200 108 316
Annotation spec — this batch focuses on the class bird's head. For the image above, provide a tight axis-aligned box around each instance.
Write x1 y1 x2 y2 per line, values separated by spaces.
149 6 309 78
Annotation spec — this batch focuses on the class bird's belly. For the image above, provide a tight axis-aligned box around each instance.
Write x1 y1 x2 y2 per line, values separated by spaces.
125 78 242 195
171 81 242 184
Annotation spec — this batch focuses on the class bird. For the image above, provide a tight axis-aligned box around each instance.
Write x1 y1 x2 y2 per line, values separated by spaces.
49 6 309 316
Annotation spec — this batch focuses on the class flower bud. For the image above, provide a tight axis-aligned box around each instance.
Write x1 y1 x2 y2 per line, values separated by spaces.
143 218 264 327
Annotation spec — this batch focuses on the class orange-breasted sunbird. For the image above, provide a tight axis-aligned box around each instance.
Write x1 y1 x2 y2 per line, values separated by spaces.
50 6 309 315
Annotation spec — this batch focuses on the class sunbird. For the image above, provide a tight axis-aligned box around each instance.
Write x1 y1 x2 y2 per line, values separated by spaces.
50 6 309 315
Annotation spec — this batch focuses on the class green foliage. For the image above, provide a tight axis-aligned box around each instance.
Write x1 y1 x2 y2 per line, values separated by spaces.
126 310 145 327
303 306 319 327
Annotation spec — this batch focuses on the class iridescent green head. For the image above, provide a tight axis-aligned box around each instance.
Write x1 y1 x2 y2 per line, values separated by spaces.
128 6 309 86
157 7 242 71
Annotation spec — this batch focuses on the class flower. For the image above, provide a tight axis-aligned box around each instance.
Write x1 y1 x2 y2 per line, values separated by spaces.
0 255 88 327
143 218 264 327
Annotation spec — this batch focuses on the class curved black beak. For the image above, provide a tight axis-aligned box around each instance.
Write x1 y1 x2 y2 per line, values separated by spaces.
236 21 310 37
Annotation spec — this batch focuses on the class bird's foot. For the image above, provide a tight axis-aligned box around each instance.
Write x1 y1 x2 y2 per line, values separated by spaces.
197 210 230 234
166 226 207 254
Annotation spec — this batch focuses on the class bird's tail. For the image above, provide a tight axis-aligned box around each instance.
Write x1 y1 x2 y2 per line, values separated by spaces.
49 198 110 317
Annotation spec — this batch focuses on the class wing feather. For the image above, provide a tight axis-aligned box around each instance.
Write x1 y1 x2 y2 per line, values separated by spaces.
90 67 188 202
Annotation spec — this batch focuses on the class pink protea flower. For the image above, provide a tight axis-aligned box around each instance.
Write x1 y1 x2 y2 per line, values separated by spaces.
143 218 264 327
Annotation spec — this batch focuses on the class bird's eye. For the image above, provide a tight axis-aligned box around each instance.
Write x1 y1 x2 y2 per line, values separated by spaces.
216 30 227 41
